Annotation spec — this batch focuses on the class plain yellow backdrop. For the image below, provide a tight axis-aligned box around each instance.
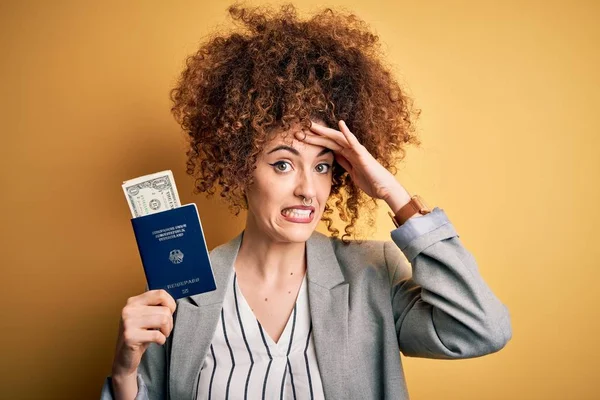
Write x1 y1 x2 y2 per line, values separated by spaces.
1 1 598 399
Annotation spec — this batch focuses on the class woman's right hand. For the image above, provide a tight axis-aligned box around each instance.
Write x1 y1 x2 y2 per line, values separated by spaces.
111 289 177 378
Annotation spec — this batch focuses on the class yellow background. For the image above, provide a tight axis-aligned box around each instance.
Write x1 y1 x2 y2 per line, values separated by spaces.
1 1 598 399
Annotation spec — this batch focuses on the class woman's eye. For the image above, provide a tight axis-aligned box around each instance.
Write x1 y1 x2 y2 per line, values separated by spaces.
271 161 291 173
316 163 332 174
270 161 331 174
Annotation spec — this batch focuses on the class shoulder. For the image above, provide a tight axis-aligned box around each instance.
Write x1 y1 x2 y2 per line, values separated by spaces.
324 232 411 285
329 234 387 264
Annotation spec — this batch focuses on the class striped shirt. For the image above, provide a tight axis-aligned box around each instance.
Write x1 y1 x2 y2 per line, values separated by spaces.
196 269 326 400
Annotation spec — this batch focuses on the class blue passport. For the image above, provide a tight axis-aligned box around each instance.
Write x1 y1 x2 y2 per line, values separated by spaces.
130 203 217 300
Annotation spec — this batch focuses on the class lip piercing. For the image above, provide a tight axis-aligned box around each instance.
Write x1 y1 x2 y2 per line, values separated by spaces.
302 197 313 206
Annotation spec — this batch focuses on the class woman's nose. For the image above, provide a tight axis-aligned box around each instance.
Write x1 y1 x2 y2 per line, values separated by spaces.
295 171 317 200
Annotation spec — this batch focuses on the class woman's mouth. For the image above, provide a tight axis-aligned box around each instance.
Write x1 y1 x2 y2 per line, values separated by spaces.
281 208 314 223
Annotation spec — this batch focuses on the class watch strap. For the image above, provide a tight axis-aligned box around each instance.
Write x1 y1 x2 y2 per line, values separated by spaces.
388 194 431 228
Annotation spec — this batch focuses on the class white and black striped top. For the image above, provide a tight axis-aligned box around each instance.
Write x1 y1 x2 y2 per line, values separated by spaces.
196 269 326 400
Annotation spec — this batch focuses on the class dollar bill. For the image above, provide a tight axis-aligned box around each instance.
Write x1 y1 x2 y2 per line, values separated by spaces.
122 170 181 218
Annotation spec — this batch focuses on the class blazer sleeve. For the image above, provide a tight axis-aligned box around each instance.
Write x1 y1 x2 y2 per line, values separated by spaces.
385 207 512 359
99 340 168 400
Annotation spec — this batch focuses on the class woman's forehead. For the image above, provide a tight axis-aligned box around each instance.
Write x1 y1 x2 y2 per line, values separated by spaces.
260 119 331 153
263 131 332 158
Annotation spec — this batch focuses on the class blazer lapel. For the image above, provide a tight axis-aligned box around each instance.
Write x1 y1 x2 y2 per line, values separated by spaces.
166 230 349 400
306 232 349 399
168 231 243 400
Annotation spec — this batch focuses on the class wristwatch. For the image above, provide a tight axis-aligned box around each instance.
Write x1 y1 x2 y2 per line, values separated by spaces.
388 194 432 228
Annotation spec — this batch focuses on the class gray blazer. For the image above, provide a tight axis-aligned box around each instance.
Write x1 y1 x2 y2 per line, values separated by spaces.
101 207 512 399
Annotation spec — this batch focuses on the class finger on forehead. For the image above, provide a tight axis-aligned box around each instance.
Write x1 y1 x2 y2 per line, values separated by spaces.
299 130 349 149
297 132 344 151
311 123 351 146
309 120 341 136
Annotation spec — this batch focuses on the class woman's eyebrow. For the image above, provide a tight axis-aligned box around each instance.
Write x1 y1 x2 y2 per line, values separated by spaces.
267 145 333 157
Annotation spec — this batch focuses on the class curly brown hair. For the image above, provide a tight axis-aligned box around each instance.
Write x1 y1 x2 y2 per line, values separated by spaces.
170 2 421 243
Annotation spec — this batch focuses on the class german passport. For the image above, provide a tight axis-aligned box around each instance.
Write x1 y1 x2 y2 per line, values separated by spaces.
130 203 217 300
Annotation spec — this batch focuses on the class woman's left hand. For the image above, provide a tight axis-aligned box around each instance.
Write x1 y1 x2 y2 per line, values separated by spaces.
295 120 403 203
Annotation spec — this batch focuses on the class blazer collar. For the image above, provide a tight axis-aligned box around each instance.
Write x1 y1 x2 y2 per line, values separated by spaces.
168 229 349 399
189 228 347 305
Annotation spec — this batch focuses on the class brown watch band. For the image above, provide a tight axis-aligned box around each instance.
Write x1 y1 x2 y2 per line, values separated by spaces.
388 194 432 228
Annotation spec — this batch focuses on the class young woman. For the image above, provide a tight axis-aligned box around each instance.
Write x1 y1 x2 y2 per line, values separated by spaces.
102 4 511 399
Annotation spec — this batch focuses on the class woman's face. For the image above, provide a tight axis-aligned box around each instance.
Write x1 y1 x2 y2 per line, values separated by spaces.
244 121 335 243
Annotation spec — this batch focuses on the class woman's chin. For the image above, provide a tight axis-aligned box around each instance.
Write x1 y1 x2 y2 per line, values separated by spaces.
283 229 314 243
275 218 317 242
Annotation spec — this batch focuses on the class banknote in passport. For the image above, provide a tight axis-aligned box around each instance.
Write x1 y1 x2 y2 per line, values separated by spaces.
122 171 217 299
122 170 181 218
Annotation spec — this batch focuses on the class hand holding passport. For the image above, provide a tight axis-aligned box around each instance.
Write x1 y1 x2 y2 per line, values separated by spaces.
122 170 217 300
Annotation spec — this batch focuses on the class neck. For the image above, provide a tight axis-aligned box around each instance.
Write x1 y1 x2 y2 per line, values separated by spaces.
235 215 307 283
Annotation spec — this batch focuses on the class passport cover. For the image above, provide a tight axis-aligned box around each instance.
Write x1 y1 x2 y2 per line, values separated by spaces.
130 203 217 300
